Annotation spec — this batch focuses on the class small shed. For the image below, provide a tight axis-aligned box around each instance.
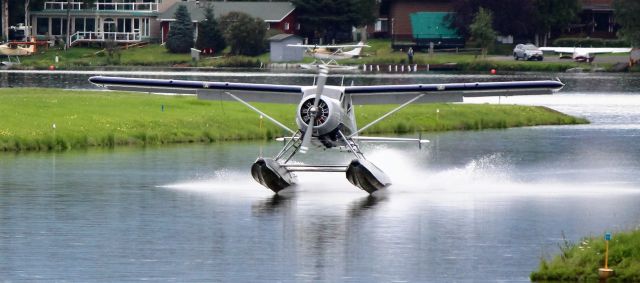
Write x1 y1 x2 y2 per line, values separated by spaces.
269 34 304 62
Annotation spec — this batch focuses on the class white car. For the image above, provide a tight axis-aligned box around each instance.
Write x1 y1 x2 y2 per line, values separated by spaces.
513 44 544 61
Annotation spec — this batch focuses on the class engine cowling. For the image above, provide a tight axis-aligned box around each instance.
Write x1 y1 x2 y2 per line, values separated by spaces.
296 96 342 136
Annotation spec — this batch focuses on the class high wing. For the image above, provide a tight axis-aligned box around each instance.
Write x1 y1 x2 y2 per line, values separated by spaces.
539 47 632 54
89 76 563 105
344 80 564 104
89 76 304 104
287 43 370 49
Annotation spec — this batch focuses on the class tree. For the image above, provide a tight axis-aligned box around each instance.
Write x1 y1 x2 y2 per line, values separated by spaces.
533 0 581 46
469 7 496 58
291 0 377 43
2 0 8 40
613 0 640 47
218 12 266 56
447 0 535 39
165 4 194 53
195 4 226 54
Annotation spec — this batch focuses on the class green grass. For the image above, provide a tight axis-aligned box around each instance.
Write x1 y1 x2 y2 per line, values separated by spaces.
14 40 616 72
19 44 193 69
17 44 264 69
531 229 640 282
0 88 587 152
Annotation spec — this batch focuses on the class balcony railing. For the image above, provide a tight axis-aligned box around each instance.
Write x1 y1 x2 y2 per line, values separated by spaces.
95 2 158 12
44 1 158 12
44 2 83 10
70 31 142 45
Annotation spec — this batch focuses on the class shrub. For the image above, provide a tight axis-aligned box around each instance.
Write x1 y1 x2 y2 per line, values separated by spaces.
166 5 194 53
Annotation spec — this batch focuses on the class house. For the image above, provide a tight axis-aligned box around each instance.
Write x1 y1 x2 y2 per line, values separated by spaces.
29 0 169 46
157 1 297 43
28 0 296 47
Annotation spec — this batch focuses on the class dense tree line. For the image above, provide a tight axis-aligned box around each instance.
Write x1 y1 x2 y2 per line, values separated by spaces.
291 0 376 43
613 0 640 47
195 5 226 54
447 0 580 45
218 12 266 56
166 5 266 56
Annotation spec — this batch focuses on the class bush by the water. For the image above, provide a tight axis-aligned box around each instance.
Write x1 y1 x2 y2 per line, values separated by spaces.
531 229 640 282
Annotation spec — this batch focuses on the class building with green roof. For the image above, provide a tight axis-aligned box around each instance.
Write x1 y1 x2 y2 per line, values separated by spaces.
408 12 463 49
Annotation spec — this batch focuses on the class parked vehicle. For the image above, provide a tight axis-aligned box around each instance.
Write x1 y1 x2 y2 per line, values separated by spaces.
513 44 544 61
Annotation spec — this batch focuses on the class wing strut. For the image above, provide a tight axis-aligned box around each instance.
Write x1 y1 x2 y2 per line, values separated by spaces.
224 92 295 135
349 93 425 137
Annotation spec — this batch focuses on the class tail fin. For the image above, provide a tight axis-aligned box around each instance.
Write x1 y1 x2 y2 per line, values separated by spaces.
343 42 365 57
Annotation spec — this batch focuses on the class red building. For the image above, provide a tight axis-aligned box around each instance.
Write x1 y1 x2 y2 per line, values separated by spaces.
158 1 297 43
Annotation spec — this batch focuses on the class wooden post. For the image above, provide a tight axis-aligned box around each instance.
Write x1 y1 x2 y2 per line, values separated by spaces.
604 240 609 269
599 232 614 280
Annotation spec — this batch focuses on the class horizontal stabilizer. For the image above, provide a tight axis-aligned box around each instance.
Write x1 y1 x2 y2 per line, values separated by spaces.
352 136 429 143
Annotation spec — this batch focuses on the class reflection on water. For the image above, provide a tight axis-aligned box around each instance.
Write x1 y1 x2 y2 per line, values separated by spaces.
0 72 640 281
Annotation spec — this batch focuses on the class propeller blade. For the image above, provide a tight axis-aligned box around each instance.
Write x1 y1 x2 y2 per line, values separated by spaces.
300 67 328 153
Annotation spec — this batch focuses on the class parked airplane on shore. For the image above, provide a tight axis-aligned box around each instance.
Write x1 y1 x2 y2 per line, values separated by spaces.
0 39 36 56
288 41 368 69
89 69 564 194
539 46 632 63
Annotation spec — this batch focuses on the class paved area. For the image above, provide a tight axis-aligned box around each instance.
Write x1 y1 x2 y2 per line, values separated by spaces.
488 54 630 64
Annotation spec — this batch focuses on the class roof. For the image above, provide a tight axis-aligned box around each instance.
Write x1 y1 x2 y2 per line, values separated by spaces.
410 12 461 39
158 1 295 22
269 33 302 42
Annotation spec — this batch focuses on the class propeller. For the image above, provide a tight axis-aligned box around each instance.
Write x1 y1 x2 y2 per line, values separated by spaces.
300 67 328 153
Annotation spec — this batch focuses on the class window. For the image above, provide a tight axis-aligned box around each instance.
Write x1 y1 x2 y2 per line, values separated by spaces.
51 18 61 35
37 18 49 35
284 22 289 30
86 18 95 32
117 18 125 32
375 18 388 32
138 18 150 37
75 18 84 32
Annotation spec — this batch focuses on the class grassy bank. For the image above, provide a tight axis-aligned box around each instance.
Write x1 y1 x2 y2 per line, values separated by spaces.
531 229 640 282
13 40 618 72
17 44 264 69
0 88 587 152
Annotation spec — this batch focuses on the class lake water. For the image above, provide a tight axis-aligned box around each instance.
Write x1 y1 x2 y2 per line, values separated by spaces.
1 70 640 282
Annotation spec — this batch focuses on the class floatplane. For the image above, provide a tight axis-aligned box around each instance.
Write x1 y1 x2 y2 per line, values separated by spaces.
288 41 368 70
89 68 564 194
539 46 632 63
0 38 36 57
0 38 37 67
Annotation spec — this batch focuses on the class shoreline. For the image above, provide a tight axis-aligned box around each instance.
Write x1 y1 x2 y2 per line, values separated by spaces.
0 88 588 152
7 43 637 73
